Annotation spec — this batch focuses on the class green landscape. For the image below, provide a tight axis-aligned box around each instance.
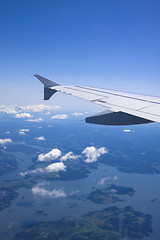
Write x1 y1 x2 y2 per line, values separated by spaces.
88 184 135 204
14 206 152 240
0 150 18 176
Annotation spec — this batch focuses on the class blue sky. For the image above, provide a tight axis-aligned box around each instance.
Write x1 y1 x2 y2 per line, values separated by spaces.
0 0 160 108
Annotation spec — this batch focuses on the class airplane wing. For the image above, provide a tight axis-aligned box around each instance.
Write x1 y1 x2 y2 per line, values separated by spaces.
35 75 160 126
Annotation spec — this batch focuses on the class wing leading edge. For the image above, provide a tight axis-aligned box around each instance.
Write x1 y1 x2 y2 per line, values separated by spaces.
35 75 160 125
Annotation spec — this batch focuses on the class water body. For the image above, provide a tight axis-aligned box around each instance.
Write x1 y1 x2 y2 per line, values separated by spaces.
0 160 160 239
0 119 160 239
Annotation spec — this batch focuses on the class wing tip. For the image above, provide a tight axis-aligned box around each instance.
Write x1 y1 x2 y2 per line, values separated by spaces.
34 75 60 87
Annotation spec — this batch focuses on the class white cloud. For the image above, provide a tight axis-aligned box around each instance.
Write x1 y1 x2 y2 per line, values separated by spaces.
19 171 28 176
15 113 33 118
35 136 46 141
19 129 30 135
110 189 117 193
98 177 111 185
72 112 84 117
0 105 61 118
51 114 68 119
26 118 43 122
20 162 66 176
69 190 79 196
19 168 44 176
0 138 12 145
82 146 108 163
46 162 66 172
19 104 61 112
61 151 79 161
48 125 52 127
19 132 26 136
6 131 10 134
98 176 118 185
20 129 30 132
38 148 61 162
123 129 131 132
32 184 66 198
113 176 118 181
45 112 51 115
0 105 17 114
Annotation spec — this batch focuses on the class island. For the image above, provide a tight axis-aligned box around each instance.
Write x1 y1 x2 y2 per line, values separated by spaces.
28 158 91 181
0 150 19 176
100 149 160 175
87 184 135 204
14 206 153 240
0 184 18 211
0 178 37 211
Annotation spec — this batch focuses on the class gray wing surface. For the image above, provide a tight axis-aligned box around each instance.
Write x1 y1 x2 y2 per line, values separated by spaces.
35 75 160 125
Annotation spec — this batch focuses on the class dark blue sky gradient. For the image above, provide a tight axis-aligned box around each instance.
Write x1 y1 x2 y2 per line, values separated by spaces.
0 0 160 106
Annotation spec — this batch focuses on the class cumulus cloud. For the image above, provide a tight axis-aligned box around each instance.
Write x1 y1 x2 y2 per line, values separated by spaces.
110 189 117 193
26 118 43 122
72 112 84 117
98 177 111 185
0 105 61 119
6 131 10 134
20 129 30 132
35 136 46 141
19 132 25 136
51 114 68 119
82 146 108 163
113 176 118 181
15 113 33 118
61 151 79 161
0 105 17 114
37 146 107 163
19 168 44 176
19 129 30 135
32 184 66 198
0 138 12 145
98 176 119 185
20 162 66 176
38 148 61 162
123 129 131 132
45 162 66 172
19 104 61 112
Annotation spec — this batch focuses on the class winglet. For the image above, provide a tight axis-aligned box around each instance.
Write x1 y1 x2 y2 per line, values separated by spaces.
34 75 60 87
34 75 60 100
